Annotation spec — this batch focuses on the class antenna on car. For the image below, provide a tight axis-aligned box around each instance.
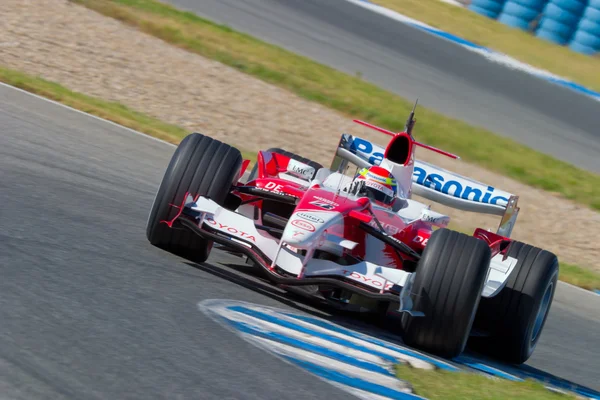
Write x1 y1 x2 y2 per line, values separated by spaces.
352 98 460 160
404 98 461 160
336 163 350 196
405 98 418 137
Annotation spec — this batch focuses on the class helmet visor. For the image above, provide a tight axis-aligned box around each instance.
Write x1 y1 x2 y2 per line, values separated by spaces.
364 180 395 205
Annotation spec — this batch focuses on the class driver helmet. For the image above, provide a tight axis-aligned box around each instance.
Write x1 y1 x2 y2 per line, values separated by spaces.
355 166 398 206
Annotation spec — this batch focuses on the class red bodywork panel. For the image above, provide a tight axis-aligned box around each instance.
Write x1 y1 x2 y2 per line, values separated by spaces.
473 228 512 258
235 150 505 271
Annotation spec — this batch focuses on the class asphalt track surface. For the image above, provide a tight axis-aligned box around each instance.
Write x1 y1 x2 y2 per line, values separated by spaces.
163 0 600 174
1 84 599 398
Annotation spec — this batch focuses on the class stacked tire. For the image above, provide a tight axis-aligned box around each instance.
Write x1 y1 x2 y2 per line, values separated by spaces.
469 0 509 19
535 0 588 45
497 0 548 31
569 0 600 54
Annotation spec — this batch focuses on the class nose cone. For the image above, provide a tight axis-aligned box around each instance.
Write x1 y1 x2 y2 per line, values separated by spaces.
281 211 339 248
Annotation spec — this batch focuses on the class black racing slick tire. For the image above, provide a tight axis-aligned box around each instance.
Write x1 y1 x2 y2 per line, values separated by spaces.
401 229 491 359
471 242 559 364
146 133 242 263
247 148 323 182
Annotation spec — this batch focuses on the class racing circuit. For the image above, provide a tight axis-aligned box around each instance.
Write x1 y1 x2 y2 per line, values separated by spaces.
1 83 599 399
163 0 600 174
1 0 600 398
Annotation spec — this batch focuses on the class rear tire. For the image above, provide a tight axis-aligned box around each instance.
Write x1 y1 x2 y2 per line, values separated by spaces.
247 148 323 182
146 133 242 263
471 242 559 364
401 229 490 359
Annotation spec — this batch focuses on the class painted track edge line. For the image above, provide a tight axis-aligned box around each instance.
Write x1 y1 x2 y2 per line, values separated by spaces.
0 82 176 148
196 299 401 400
558 281 600 297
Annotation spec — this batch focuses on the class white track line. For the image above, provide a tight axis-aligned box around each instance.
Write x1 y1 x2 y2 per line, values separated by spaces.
223 305 440 370
250 335 411 391
218 308 395 367
0 82 176 148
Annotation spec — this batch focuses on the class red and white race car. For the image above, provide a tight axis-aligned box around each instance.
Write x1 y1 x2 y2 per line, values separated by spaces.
146 104 559 364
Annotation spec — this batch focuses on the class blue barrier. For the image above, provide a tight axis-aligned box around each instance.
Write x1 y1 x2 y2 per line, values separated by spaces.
469 0 508 18
535 0 587 45
464 0 600 56
538 16 577 36
578 16 600 34
568 3 600 55
552 0 587 13
541 2 585 24
572 28 600 46
497 0 547 31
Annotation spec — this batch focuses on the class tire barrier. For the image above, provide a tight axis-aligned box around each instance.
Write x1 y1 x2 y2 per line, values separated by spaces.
569 3 600 55
469 0 508 19
464 0 600 56
535 0 587 45
497 0 547 31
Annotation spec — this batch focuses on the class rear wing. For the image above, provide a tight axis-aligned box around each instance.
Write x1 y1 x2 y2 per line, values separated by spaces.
330 134 519 237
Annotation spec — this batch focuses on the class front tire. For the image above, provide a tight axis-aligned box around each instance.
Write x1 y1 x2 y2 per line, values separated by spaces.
401 229 491 359
146 133 242 263
471 242 559 364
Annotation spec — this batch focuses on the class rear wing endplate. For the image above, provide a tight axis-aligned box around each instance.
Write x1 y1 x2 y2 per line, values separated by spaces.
330 134 519 237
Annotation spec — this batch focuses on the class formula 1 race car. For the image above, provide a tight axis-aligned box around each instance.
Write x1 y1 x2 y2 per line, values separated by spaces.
146 103 559 364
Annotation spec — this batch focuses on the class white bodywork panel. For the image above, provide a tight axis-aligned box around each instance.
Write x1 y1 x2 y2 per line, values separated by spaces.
303 259 411 292
185 196 414 293
482 253 519 297
332 135 520 237
190 197 303 273
186 196 516 300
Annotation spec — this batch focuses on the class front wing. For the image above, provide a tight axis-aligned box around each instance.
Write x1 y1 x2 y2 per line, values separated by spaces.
163 194 416 305
163 194 515 311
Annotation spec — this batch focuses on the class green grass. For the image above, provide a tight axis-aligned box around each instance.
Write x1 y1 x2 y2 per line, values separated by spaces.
71 0 600 211
395 364 576 399
376 0 600 93
0 66 255 160
559 263 600 291
1 65 598 292
0 66 188 144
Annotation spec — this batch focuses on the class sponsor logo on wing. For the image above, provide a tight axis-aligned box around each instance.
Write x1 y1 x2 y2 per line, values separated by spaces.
287 159 315 180
413 166 509 206
205 218 257 242
420 213 449 226
291 219 315 232
341 270 395 290
296 212 325 224
347 137 509 206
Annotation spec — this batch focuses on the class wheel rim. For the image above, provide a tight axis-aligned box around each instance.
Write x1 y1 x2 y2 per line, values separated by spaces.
531 281 554 343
